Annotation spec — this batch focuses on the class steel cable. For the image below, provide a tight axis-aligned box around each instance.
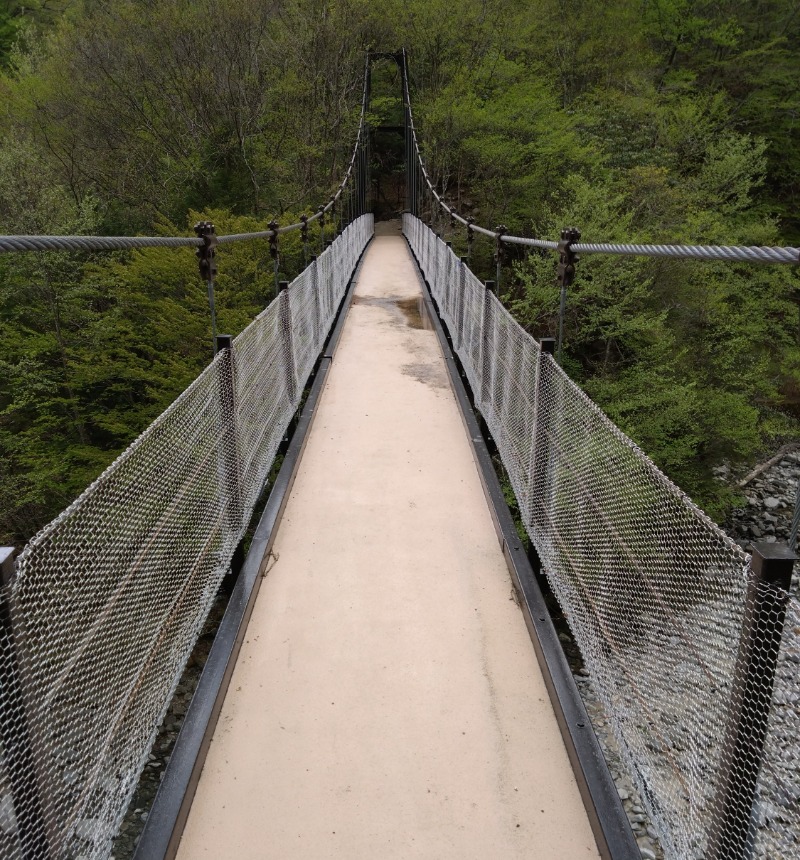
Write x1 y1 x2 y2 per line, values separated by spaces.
0 235 202 253
1 60 371 256
402 63 798 266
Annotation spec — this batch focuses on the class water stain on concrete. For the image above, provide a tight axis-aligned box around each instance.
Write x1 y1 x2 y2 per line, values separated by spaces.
395 297 432 330
352 295 432 331
401 361 448 390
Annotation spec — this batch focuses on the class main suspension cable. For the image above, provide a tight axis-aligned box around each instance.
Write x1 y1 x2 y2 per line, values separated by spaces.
0 56 372 255
401 55 798 266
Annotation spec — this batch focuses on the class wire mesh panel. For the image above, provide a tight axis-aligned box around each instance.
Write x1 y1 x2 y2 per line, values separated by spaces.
0 214 372 860
478 295 540 521
234 299 290 519
287 267 320 390
752 593 800 860
402 212 798 860
5 361 231 860
533 353 751 859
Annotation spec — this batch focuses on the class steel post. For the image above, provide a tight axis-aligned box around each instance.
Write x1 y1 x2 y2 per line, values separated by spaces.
708 542 796 860
318 206 326 255
300 214 309 267
214 336 243 538
310 256 321 351
495 225 507 293
278 281 298 407
524 338 555 528
556 227 580 365
456 257 468 353
480 280 496 410
268 220 280 296
0 548 50 859
194 221 218 354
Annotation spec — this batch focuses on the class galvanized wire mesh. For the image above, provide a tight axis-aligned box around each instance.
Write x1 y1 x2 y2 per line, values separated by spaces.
753 593 800 860
0 214 372 860
403 213 798 860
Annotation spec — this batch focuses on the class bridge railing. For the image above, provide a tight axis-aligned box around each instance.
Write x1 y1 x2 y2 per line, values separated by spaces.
0 214 373 860
404 212 798 860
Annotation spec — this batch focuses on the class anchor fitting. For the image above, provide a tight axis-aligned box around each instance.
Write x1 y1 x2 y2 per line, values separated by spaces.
557 227 581 287
193 221 217 281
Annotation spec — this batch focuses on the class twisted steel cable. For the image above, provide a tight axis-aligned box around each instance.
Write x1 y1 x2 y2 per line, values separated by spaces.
572 241 799 265
0 235 202 253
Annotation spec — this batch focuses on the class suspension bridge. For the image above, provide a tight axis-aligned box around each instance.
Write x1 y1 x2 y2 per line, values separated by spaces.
0 51 798 860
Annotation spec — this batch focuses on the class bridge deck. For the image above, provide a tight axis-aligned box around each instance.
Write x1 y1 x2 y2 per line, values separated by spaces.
177 223 599 859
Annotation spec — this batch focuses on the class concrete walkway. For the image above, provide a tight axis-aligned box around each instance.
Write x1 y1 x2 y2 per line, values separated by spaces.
177 222 599 859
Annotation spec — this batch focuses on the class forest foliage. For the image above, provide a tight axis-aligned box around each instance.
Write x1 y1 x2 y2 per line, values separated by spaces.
1 0 798 542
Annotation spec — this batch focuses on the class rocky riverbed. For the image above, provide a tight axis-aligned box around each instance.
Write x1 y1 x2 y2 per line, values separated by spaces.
724 449 799 564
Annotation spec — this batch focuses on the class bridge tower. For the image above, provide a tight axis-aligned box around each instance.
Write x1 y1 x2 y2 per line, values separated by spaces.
366 50 409 220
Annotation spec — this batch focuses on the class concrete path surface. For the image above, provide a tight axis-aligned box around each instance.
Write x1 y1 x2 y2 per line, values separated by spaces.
177 222 599 859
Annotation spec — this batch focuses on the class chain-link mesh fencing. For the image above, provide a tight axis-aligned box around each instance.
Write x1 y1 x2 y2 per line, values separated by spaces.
0 214 372 860
404 213 798 860
752 592 800 860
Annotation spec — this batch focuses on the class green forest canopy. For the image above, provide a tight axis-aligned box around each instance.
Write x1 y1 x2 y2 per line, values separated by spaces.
1 0 798 543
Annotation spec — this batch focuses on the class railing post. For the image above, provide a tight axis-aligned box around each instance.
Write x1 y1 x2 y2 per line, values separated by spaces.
300 214 309 267
480 280 496 411
466 216 474 265
524 338 555 535
330 197 337 236
310 255 322 351
790 481 799 551
278 281 298 407
214 335 243 539
444 241 453 321
495 225 507 293
318 205 326 255
0 548 50 858
556 227 580 365
268 220 280 296
194 221 218 354
455 256 468 353
358 133 369 215
708 542 797 860
405 105 411 213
